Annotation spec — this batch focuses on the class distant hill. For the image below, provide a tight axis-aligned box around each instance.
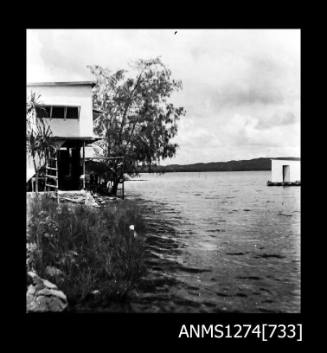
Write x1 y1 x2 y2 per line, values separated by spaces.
138 157 300 173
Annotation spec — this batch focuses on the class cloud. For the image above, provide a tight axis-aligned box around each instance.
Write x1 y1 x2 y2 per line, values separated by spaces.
212 83 284 108
256 111 298 129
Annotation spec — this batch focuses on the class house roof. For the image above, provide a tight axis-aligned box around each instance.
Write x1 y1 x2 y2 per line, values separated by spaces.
27 81 96 87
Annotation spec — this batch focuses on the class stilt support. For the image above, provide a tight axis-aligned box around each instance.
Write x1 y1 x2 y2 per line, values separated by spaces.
82 141 86 190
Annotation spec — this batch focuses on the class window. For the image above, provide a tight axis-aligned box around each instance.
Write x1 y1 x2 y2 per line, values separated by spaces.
52 106 65 119
36 105 80 119
66 107 79 119
36 105 51 118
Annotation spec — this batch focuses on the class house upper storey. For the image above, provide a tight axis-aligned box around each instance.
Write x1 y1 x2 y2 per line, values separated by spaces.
27 81 98 140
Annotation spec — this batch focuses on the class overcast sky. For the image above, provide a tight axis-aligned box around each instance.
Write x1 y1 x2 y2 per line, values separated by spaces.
27 29 300 164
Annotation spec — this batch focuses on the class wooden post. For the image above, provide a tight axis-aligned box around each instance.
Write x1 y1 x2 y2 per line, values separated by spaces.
56 148 59 204
82 141 86 190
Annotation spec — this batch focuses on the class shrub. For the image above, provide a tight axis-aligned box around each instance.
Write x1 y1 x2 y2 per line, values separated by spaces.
26 194 146 309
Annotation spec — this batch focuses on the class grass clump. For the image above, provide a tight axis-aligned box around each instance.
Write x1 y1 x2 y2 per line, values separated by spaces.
26 194 146 310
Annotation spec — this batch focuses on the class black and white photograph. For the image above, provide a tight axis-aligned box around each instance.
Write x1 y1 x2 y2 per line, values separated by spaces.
26 29 300 315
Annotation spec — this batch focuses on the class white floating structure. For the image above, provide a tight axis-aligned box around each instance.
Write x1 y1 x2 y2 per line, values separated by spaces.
268 158 300 186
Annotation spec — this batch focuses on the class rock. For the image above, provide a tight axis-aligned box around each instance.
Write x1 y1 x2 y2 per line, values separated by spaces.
26 275 68 312
27 271 45 289
27 272 34 286
27 271 38 281
42 279 58 289
27 293 67 312
27 284 36 296
37 288 67 302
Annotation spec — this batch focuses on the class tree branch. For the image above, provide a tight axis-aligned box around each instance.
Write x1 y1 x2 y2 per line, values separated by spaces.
117 69 145 147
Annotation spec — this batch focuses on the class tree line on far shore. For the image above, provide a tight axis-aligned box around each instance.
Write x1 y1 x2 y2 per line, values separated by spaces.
136 157 299 173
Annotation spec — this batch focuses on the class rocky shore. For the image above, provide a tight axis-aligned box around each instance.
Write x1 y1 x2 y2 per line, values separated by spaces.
26 271 68 312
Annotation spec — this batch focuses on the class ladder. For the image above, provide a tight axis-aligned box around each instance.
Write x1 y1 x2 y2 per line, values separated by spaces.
45 147 59 203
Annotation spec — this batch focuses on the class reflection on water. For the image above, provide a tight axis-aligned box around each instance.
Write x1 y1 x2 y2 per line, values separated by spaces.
123 171 301 313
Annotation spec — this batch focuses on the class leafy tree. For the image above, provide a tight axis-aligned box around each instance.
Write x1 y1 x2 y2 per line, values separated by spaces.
88 57 186 195
26 92 54 192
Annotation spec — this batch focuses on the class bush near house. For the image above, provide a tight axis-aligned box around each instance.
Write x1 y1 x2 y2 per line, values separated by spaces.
27 195 146 310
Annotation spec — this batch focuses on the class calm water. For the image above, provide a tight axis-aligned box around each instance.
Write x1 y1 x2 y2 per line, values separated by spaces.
123 171 300 313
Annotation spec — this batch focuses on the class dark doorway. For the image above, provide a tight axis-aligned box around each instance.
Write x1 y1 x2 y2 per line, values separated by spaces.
282 165 290 182
58 146 82 190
